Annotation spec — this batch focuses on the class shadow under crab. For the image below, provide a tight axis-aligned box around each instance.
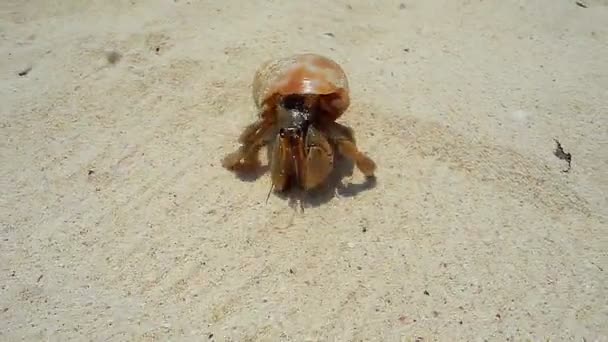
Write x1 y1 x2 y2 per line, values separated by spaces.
227 144 376 209
250 139 376 208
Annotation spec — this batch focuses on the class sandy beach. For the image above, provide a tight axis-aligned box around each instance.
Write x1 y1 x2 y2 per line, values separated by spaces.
1 0 607 340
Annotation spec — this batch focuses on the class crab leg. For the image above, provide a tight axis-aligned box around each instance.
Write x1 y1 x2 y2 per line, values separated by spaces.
324 121 376 177
221 118 274 170
301 124 334 190
269 132 293 192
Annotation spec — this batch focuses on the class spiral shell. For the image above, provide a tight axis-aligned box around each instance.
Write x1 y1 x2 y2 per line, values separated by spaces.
252 53 350 122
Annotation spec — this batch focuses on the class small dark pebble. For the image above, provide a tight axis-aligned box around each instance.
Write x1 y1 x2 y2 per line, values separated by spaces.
18 66 32 76
289 268 295 274
432 310 439 317
105 51 121 64
88 169 95 175
403 48 410 52
362 227 367 233
2 308 7 313
399 3 406 9
357 266 362 270
424 290 430 296
208 333 213 339
576 1 588 8
496 313 501 319
155 47 160 53
323 32 335 38
459 320 463 325
37 274 43 282
11 271 15 277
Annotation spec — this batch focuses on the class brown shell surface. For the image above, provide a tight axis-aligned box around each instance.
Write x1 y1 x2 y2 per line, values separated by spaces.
252 53 350 120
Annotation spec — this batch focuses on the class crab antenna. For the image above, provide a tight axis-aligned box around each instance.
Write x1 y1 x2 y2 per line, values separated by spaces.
298 196 305 213
265 181 274 204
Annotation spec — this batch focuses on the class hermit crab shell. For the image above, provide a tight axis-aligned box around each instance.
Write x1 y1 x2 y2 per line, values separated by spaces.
252 53 350 122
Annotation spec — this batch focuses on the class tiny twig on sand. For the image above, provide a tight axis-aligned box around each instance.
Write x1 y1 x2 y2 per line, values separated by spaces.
553 139 572 173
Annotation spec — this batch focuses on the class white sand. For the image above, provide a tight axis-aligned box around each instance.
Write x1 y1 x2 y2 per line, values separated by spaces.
1 0 607 340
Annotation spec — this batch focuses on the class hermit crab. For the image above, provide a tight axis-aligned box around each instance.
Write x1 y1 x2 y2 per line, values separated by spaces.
221 53 376 194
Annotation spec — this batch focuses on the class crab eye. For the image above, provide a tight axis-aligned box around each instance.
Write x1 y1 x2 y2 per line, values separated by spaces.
279 128 286 137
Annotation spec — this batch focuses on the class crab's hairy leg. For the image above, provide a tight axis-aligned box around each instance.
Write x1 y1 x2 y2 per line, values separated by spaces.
237 119 264 144
302 124 334 190
324 121 376 177
221 117 274 170
269 133 292 192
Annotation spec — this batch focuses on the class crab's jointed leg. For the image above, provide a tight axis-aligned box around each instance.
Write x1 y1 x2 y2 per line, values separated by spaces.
269 132 293 192
221 117 274 170
324 121 376 177
301 124 334 190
